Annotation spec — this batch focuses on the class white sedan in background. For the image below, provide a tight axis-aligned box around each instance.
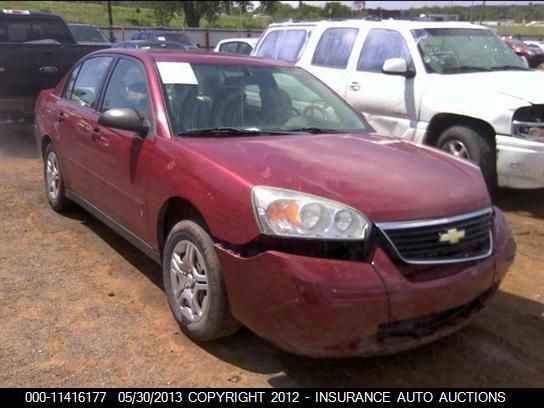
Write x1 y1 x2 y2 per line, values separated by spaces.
214 38 259 55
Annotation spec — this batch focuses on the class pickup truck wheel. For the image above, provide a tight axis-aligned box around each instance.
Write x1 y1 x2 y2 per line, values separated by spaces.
437 125 496 190
44 144 70 212
163 220 241 341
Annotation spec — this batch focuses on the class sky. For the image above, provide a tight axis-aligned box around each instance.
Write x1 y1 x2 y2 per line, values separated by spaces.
280 1 544 9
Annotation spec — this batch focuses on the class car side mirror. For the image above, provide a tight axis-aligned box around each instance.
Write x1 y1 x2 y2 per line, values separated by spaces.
382 58 415 78
98 108 149 136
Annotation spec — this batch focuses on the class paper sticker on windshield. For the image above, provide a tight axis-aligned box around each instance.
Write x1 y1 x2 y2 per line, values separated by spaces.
157 62 198 85
157 36 166 41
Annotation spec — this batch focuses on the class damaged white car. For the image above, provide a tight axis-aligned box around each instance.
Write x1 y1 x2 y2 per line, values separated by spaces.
253 20 544 189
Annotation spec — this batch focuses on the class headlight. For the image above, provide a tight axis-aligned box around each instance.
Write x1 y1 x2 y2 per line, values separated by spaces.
252 186 370 240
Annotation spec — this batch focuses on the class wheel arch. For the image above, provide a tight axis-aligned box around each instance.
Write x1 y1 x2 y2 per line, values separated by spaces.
424 113 496 149
157 196 210 259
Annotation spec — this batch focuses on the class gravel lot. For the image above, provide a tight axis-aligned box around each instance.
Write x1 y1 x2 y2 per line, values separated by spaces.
1 125 543 387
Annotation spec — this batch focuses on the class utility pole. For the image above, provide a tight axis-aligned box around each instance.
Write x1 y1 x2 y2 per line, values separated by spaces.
470 0 474 22
480 0 486 25
107 1 114 42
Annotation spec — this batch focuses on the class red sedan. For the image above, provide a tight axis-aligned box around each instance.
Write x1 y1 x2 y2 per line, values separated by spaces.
34 49 515 357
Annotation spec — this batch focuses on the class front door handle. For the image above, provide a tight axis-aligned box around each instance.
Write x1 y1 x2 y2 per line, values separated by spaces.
90 128 108 146
349 82 360 91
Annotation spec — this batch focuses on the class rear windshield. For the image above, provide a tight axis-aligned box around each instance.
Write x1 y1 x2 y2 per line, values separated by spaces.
2 14 74 43
156 32 197 47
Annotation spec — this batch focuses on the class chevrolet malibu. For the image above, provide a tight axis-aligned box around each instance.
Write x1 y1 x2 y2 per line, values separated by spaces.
34 49 516 357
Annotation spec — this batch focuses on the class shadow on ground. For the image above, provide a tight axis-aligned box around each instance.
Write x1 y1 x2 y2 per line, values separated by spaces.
0 124 39 159
62 206 544 387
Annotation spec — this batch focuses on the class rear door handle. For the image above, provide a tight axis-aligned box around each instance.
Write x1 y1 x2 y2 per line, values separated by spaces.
349 82 360 91
57 111 65 123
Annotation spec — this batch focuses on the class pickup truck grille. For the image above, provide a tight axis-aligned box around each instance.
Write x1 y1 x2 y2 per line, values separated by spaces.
377 208 493 264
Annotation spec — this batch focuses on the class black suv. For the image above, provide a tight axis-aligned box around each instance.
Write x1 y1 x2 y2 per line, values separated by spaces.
130 30 198 49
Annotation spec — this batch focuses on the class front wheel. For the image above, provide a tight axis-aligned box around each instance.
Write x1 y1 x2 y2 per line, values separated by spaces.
436 125 496 191
162 220 241 341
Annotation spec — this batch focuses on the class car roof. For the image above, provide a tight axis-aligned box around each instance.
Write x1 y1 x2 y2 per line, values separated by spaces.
266 19 487 31
218 38 259 45
92 48 296 67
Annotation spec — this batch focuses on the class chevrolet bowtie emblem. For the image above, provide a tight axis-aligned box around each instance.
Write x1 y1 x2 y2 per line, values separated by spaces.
439 228 466 245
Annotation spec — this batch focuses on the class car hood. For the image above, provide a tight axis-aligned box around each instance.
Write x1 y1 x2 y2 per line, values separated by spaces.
181 133 490 222
432 70 544 105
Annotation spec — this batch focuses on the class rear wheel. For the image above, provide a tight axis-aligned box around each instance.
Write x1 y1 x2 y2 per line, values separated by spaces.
162 220 241 341
437 125 496 191
44 143 70 212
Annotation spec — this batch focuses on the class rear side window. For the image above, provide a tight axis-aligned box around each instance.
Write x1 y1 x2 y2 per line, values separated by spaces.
219 42 239 53
71 56 112 109
256 29 307 62
62 65 81 100
238 42 253 55
357 29 412 72
5 15 73 43
311 28 358 69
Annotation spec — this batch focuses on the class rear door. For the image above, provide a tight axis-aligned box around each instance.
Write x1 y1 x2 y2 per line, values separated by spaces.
87 57 154 240
345 29 420 139
56 56 113 201
302 27 359 97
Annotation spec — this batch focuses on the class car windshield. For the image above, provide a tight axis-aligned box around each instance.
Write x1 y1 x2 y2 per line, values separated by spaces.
156 63 370 136
70 25 109 42
412 28 527 73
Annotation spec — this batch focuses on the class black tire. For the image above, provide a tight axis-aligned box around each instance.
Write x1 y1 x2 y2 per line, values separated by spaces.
43 143 70 212
436 125 496 192
162 220 241 341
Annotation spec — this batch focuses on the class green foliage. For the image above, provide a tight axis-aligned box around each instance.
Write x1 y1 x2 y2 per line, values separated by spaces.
152 0 178 26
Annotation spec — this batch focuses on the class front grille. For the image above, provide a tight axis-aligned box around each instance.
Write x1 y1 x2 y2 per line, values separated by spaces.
377 208 493 264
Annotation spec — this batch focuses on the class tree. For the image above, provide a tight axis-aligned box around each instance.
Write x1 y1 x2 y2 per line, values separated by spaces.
182 1 220 27
322 2 352 19
152 1 178 26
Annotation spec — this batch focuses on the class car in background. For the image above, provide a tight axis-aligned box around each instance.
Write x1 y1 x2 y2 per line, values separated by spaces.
214 37 258 55
130 30 198 49
0 9 109 123
501 36 544 69
34 48 515 358
112 40 190 50
68 23 112 46
253 20 544 190
525 40 544 53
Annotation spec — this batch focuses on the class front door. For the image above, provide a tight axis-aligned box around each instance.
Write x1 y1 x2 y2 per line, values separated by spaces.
345 29 420 140
87 57 154 241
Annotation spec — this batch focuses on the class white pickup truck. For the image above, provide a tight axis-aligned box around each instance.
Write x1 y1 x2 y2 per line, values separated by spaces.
253 20 544 189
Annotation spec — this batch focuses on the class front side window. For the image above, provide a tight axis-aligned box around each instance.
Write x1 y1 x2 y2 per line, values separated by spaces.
71 56 112 109
357 29 412 73
102 58 153 125
412 28 526 73
255 29 307 62
311 28 358 69
157 62 369 136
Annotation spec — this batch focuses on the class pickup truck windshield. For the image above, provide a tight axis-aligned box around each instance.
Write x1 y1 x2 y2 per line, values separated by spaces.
157 63 369 136
412 28 526 74
1 14 74 43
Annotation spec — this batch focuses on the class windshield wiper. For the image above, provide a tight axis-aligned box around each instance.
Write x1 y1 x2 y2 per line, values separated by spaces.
442 65 491 73
488 65 528 71
285 127 342 134
178 127 268 137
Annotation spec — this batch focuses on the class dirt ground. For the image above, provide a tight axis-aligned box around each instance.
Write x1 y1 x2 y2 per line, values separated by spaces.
1 125 543 388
